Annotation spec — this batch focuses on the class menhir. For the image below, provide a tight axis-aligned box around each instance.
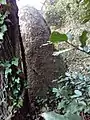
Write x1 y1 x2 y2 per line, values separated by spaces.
19 6 67 98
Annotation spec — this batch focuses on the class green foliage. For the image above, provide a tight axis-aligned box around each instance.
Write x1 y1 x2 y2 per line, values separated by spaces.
41 111 81 120
79 30 88 47
53 72 90 114
41 111 65 120
0 0 25 117
41 71 90 120
0 0 6 4
50 30 90 54
11 57 19 66
0 57 26 111
50 31 68 43
35 88 60 112
44 1 90 118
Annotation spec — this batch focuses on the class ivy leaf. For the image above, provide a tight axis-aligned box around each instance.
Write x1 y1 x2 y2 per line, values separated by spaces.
0 19 4 24
15 78 20 84
74 90 82 97
13 89 19 96
5 68 12 78
52 88 60 97
11 57 19 66
79 30 88 47
1 24 7 33
50 31 68 43
5 68 12 74
66 100 78 114
4 61 11 68
41 111 66 120
57 100 65 109
0 0 6 4
13 100 17 106
68 114 82 120
17 99 23 108
0 13 8 25
78 101 86 106
0 32 4 40
52 88 58 93
65 72 71 77
17 69 22 74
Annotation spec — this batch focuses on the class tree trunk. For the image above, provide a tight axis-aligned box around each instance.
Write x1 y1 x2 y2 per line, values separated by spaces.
0 0 22 120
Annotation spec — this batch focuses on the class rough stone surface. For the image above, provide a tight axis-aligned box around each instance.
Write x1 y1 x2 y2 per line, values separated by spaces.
19 6 67 98
0 0 20 120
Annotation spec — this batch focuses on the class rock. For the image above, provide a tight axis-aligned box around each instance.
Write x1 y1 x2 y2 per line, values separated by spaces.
19 6 67 98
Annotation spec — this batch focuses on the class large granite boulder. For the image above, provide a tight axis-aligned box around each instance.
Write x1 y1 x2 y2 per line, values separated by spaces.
19 6 67 98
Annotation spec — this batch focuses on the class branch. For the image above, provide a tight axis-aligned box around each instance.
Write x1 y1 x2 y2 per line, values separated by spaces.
41 0 47 11
66 41 90 55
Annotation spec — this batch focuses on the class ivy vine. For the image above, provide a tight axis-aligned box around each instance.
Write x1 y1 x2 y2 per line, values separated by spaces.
0 57 26 111
0 0 26 112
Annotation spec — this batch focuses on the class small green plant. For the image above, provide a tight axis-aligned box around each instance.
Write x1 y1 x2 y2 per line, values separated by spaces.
41 71 90 120
0 57 26 111
53 72 90 112
50 30 88 48
49 29 90 55
27 88 61 120
0 1 25 111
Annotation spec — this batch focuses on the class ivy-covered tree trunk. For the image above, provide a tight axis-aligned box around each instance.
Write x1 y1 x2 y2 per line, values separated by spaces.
0 0 21 119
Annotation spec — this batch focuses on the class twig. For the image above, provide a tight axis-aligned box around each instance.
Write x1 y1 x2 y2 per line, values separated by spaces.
66 41 90 55
41 0 47 11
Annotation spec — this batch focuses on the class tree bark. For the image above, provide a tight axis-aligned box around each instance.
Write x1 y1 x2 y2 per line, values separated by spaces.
0 0 21 120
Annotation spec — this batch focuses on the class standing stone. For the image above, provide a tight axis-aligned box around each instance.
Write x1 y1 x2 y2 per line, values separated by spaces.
19 6 67 98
